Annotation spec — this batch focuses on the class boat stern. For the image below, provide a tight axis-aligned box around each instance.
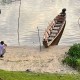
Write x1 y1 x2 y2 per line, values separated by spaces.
43 39 48 48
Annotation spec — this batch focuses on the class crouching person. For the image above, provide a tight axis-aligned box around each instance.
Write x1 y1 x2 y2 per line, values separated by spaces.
0 41 7 57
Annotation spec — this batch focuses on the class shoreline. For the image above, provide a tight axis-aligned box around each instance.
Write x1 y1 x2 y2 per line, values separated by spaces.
0 45 78 74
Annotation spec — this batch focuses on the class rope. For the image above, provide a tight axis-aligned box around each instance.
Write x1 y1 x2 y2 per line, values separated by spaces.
37 27 41 51
78 17 80 28
17 0 21 46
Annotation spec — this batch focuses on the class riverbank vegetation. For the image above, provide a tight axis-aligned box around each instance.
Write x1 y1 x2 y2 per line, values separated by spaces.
0 69 80 80
63 43 80 71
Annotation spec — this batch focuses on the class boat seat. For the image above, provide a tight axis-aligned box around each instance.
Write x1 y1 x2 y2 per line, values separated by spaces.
49 34 56 37
48 36 53 41
51 29 58 33
57 20 63 23
54 24 62 27
52 27 60 30
56 21 62 24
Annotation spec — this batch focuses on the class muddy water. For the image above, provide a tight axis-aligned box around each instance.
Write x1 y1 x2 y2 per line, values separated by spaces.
0 0 80 47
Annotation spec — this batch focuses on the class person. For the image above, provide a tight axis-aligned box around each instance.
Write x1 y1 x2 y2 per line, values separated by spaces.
60 8 66 16
54 8 66 22
0 41 7 57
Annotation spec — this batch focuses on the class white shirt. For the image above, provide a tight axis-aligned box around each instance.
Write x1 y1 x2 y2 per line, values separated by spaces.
0 44 5 55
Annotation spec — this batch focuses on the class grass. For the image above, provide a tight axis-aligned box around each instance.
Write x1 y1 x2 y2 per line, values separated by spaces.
0 70 80 80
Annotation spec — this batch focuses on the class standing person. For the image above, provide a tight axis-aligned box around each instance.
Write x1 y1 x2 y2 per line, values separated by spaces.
0 41 7 57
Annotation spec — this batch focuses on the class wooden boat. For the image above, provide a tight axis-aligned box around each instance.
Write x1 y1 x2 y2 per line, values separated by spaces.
43 9 66 48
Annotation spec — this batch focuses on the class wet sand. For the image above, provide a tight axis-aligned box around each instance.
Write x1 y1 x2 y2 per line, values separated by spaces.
0 45 78 73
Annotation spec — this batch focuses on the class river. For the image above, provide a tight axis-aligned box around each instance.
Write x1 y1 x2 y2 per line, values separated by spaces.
0 0 80 47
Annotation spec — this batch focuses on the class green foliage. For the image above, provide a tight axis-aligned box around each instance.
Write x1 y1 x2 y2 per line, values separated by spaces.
63 57 77 68
63 43 80 71
76 59 80 71
68 44 80 58
0 70 80 80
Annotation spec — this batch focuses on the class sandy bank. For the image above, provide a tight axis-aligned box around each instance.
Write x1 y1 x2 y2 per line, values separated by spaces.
0 45 78 74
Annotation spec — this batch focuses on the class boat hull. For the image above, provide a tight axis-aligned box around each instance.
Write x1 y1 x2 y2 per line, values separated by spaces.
51 21 66 45
43 16 66 48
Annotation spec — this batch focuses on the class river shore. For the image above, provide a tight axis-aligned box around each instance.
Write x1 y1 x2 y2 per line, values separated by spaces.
0 45 78 74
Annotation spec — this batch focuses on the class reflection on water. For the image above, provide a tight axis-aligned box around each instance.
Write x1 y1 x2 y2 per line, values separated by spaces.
0 0 80 47
1 0 13 4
